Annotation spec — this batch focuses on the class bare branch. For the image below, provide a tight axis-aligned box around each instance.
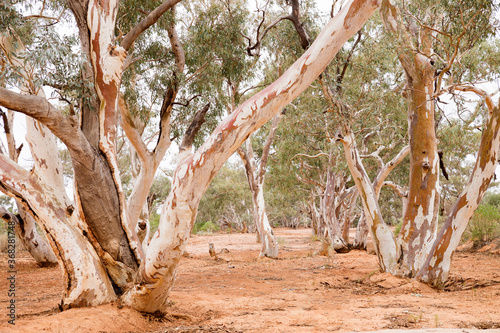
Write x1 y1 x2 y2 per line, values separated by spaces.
382 181 408 198
291 152 330 160
450 84 495 116
288 0 312 50
247 14 289 56
118 95 151 164
155 7 185 160
373 145 410 197
360 145 386 170
337 30 362 92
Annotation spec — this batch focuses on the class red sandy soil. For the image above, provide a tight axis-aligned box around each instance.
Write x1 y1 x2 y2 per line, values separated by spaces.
1 228 500 332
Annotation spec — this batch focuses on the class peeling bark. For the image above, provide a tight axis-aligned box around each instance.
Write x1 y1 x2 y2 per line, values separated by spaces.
417 101 500 287
122 0 381 312
0 154 116 307
339 127 398 272
322 171 349 250
381 0 439 277
353 211 369 250
238 113 283 258
0 207 58 267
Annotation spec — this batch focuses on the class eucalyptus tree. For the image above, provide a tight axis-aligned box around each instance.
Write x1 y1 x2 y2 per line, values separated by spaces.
268 12 410 252
0 0 380 313
341 0 500 286
234 0 320 257
188 0 282 257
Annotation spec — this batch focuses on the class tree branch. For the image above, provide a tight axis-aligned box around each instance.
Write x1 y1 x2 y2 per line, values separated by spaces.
118 95 151 164
179 103 210 152
382 181 408 198
120 0 184 51
0 88 87 155
155 7 185 162
373 145 410 197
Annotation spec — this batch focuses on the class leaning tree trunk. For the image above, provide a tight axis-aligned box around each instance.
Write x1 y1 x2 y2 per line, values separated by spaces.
339 126 398 272
0 36 58 267
0 154 117 307
0 208 57 267
121 0 381 313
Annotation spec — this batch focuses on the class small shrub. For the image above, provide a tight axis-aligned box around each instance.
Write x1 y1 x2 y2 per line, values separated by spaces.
149 212 160 236
394 219 403 236
193 221 220 234
464 204 500 247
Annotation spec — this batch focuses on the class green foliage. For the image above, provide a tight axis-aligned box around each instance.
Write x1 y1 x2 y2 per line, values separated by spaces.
484 192 500 208
0 195 15 213
193 220 220 234
0 2 22 34
464 203 500 247
149 211 161 235
196 162 252 231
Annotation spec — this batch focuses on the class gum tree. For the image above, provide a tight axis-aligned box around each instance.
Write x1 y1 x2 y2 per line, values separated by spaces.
340 0 500 285
0 0 381 313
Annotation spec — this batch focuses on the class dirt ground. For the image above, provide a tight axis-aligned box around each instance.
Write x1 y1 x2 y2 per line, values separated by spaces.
1 228 500 333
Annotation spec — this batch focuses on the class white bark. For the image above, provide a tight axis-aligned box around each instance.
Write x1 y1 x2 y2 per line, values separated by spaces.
417 97 500 286
339 128 398 272
353 211 369 250
122 0 381 312
87 0 144 264
0 155 116 307
322 171 348 250
253 185 279 258
238 113 282 258
0 207 58 267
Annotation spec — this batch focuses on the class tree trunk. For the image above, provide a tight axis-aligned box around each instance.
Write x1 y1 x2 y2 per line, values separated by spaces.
396 55 439 277
0 208 57 267
237 112 283 258
252 184 279 258
0 154 117 308
322 171 349 250
353 212 369 250
122 0 381 312
0 36 59 267
416 98 500 287
339 127 398 272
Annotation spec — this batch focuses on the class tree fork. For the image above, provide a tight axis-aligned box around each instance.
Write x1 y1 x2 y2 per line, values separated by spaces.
122 0 382 312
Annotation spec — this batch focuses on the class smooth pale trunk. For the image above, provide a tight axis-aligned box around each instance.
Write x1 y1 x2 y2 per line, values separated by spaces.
341 191 358 243
353 212 369 250
14 207 58 267
127 146 156 252
0 155 116 307
252 184 279 258
322 172 348 250
353 146 409 251
122 0 381 313
341 129 398 272
309 198 325 238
